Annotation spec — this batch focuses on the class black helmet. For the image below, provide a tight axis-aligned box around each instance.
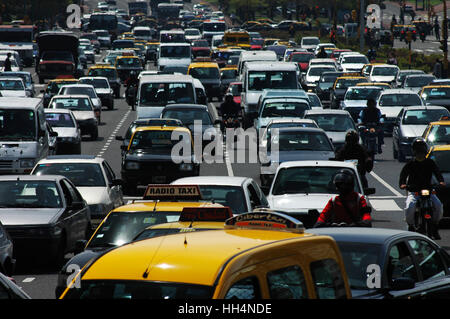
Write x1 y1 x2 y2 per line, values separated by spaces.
345 130 359 145
412 137 428 155
333 169 354 195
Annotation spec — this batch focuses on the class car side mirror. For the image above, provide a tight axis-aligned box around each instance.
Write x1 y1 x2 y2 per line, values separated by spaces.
115 135 124 141
391 277 415 291
74 239 87 254
364 187 376 195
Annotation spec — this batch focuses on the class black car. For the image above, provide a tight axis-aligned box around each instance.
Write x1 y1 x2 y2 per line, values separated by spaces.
0 175 91 267
120 126 200 195
314 71 344 106
330 77 367 109
309 227 450 299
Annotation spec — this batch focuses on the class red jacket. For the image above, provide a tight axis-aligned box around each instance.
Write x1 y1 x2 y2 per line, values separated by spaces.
317 192 372 225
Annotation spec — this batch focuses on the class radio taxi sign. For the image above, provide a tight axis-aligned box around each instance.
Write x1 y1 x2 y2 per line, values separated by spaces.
143 184 202 200
225 211 305 233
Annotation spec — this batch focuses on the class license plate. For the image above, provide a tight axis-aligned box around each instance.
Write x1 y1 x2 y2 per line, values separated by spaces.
152 176 166 183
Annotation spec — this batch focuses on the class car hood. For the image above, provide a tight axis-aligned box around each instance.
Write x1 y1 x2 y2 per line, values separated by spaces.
159 57 191 67
0 208 63 226
268 193 331 212
370 75 396 83
325 131 346 143
0 90 27 97
37 33 79 60
379 106 403 118
342 63 364 70
95 88 111 95
52 127 79 137
77 187 111 205
71 111 96 121
342 100 367 107
400 124 428 138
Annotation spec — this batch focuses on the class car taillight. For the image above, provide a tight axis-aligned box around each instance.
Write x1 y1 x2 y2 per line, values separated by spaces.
413 30 416 33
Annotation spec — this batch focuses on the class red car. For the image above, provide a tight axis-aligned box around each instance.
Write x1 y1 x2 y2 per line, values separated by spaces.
289 52 314 72
226 82 242 105
192 46 211 60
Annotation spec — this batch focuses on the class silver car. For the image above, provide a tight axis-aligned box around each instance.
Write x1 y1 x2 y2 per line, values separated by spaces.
44 109 81 154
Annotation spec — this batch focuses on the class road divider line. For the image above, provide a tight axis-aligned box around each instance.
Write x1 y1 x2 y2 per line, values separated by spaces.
97 110 131 158
223 142 234 177
369 171 404 197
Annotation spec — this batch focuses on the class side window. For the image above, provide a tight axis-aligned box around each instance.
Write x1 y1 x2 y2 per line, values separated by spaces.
253 182 268 207
224 276 260 299
247 183 261 209
387 242 418 283
102 162 114 184
103 161 116 179
59 181 73 206
310 259 347 299
267 265 308 299
408 239 446 281
63 179 82 203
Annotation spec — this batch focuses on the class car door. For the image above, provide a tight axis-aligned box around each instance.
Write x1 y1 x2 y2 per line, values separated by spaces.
102 160 123 207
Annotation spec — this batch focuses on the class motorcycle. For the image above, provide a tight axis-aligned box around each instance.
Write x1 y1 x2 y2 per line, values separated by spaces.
221 114 240 133
358 123 379 158
126 84 137 111
407 185 439 238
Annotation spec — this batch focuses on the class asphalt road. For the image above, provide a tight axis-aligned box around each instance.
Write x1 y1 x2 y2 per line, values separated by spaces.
9 0 450 300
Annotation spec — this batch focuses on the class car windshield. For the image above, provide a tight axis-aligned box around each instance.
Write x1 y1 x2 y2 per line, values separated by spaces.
95 31 109 37
266 122 317 141
162 109 211 126
342 56 368 64
379 94 422 106
33 163 105 186
271 131 332 152
0 73 31 85
88 211 181 248
421 87 450 100
261 102 309 118
345 88 382 100
130 130 191 150
372 67 398 76
403 109 449 125
185 29 200 35
113 41 134 49
45 112 76 128
62 87 97 98
160 46 190 58
272 167 360 195
336 242 381 291
426 125 450 145
405 76 435 87
430 150 450 173
79 78 109 89
229 83 242 95
319 74 339 84
196 185 248 214
0 180 62 208
335 78 365 89
41 51 74 62
203 22 226 31
291 53 313 62
302 38 319 45
189 67 219 79
248 71 297 90
0 79 24 90
221 69 236 79
140 82 195 106
117 58 141 67
398 71 424 82
308 67 335 76
88 68 117 79
134 30 151 37
50 98 93 111
64 280 213 299
305 114 355 132
0 109 36 141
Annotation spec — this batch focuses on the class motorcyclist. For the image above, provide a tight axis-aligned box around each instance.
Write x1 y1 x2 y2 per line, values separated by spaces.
316 46 327 58
399 138 445 239
335 130 373 189
314 169 372 228
358 98 384 154
219 93 241 131
124 71 139 105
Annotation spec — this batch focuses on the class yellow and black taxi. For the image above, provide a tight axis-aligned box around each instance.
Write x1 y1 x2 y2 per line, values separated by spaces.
121 126 199 195
422 115 450 146
420 85 450 109
42 78 79 107
54 185 224 298
330 75 367 109
187 62 221 101
61 210 352 299
87 64 121 98
114 55 144 81
223 30 251 50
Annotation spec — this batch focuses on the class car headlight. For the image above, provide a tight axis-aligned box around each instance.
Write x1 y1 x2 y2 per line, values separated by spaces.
125 161 140 170
179 163 193 171
20 159 34 168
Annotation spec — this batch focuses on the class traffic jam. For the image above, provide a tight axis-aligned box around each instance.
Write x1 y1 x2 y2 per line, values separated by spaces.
1 0 450 302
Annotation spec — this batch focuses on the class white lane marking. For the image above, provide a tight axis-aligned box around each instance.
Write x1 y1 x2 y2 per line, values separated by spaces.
369 171 404 197
97 110 131 157
223 142 234 177
22 277 35 283
370 199 403 211
368 195 406 199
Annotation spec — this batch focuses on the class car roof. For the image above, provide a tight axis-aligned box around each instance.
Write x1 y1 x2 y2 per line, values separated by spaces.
51 95 91 99
162 103 208 110
402 105 447 111
172 176 250 186
244 61 297 71
139 74 194 83
278 160 357 169
267 118 317 125
305 109 351 115
36 155 104 164
0 174 66 182
430 145 450 152
277 127 326 133
0 97 41 108
44 108 73 114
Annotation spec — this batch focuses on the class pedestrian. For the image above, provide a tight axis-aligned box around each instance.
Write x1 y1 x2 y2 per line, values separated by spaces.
433 58 442 79
434 19 440 40
3 53 12 72
387 52 397 65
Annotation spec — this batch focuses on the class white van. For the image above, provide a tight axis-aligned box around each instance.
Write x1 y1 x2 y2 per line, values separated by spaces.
157 43 191 71
132 26 153 42
0 98 55 173
237 50 278 79
241 61 300 128
136 74 197 119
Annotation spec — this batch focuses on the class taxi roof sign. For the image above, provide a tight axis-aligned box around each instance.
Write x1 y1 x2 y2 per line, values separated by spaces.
179 207 233 222
143 184 202 201
225 210 305 233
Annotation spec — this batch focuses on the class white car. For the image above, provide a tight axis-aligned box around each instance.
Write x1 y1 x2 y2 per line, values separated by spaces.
78 76 114 110
0 77 27 97
368 64 400 84
303 65 336 90
300 36 320 52
58 84 102 110
339 54 369 72
266 160 375 227
44 109 81 154
171 176 268 214
402 74 436 93
31 155 124 220
184 28 202 42
308 58 338 70
314 43 336 56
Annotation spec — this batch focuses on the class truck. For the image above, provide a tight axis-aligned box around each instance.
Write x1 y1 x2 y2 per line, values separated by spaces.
0 25 34 67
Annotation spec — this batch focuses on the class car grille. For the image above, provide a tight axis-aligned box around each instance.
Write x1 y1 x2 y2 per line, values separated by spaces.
0 160 13 169
42 64 72 73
